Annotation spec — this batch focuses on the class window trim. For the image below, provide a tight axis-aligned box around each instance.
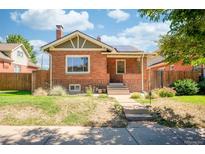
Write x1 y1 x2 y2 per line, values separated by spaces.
116 59 126 75
14 64 21 73
69 84 81 92
65 55 90 74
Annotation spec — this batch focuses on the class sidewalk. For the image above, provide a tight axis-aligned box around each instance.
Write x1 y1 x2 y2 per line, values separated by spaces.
0 124 204 145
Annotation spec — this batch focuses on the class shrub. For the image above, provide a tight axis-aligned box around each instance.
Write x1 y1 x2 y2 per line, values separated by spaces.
145 91 159 99
49 86 67 96
98 94 108 99
130 92 141 99
33 88 48 96
157 87 176 97
86 86 93 96
198 78 205 94
171 79 199 95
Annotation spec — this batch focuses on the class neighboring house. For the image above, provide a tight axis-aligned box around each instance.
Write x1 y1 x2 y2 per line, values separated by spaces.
148 55 194 71
0 43 38 73
41 25 155 93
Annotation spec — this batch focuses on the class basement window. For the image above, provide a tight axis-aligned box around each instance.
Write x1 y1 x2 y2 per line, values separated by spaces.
69 84 81 92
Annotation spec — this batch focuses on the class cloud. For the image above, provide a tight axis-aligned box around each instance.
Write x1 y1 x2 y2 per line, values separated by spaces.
29 40 49 69
11 10 94 32
0 36 3 42
107 10 130 22
101 22 170 52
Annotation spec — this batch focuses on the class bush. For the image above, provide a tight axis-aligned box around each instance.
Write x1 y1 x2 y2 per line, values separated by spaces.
86 86 93 96
98 94 108 99
33 88 48 96
171 79 199 95
130 92 141 99
49 86 67 96
157 87 176 97
198 78 205 94
144 91 159 99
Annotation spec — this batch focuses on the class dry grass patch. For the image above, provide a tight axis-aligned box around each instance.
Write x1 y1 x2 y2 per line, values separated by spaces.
150 98 205 128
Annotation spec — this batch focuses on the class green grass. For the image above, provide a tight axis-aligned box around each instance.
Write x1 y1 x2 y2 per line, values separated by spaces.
171 95 205 105
0 90 59 115
0 90 126 126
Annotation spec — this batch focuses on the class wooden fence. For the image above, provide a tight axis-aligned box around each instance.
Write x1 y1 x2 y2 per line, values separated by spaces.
149 70 201 90
0 70 49 91
0 73 31 90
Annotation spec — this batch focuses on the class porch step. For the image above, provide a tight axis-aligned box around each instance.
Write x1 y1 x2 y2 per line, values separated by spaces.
107 83 130 95
123 108 150 114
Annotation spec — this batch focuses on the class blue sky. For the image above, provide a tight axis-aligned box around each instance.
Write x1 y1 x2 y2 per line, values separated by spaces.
0 9 170 67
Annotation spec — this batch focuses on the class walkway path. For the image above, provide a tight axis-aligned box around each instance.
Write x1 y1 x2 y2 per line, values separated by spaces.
110 95 153 121
0 124 204 145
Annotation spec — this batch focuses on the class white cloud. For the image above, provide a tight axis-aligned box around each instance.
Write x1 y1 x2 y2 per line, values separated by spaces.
29 40 49 69
11 10 94 32
107 10 130 22
101 22 170 52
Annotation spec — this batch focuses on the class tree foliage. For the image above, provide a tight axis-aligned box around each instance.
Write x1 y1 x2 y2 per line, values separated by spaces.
139 9 205 65
6 34 36 63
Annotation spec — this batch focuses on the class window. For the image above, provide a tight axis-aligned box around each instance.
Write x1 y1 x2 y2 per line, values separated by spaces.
136 59 141 74
17 51 23 57
116 60 126 74
69 84 81 92
66 55 90 74
170 65 174 71
14 65 21 73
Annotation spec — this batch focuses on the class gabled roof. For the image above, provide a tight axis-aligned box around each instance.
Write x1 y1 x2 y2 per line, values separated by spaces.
0 51 12 62
0 43 31 58
41 30 116 52
113 45 143 52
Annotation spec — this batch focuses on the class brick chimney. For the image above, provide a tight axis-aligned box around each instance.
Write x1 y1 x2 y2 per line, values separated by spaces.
56 25 64 40
97 36 101 41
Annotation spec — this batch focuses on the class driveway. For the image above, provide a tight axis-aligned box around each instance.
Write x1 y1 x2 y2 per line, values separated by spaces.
0 122 204 145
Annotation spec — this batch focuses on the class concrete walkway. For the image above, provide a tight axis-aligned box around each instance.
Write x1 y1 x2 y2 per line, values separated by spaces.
110 95 153 121
0 124 204 145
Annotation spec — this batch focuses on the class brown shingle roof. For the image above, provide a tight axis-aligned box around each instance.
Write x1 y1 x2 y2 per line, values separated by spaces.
0 51 12 62
0 43 21 52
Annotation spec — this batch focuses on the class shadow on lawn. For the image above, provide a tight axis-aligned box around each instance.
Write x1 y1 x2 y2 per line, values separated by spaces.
0 90 31 95
151 107 197 128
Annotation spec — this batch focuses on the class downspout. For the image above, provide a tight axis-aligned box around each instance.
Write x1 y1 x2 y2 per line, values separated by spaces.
141 54 144 92
49 52 53 89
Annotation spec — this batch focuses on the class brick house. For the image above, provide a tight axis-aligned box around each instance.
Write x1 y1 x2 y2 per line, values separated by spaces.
148 55 194 71
0 43 39 73
41 25 155 94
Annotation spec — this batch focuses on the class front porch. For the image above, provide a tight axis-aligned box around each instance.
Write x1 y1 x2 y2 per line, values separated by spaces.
106 57 148 93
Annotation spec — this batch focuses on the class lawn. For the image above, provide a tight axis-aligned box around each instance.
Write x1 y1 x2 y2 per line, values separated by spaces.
133 95 205 128
0 91 127 127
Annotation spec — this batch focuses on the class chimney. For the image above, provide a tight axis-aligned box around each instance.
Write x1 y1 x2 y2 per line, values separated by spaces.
56 25 64 39
97 36 101 41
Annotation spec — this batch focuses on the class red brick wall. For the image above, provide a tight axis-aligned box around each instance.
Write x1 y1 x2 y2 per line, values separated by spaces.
150 61 193 71
50 50 109 92
0 61 37 73
107 57 148 92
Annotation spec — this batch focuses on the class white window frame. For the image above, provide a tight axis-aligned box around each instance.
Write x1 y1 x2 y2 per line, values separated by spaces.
17 50 23 57
116 59 126 75
69 84 81 92
14 64 21 73
65 55 90 74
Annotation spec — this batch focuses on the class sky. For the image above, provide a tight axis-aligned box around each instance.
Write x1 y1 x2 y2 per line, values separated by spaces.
0 9 170 68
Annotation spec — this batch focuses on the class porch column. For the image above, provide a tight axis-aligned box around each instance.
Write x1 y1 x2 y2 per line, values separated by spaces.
141 54 144 92
49 53 53 89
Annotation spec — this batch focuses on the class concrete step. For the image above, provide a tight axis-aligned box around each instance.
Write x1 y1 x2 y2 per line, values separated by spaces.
109 83 124 86
108 91 130 95
124 108 150 114
125 114 154 121
107 87 129 90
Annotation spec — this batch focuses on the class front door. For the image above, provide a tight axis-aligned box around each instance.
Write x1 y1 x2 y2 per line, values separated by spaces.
108 59 126 83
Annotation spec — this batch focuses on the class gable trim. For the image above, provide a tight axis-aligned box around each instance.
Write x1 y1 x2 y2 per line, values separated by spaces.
41 30 116 52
